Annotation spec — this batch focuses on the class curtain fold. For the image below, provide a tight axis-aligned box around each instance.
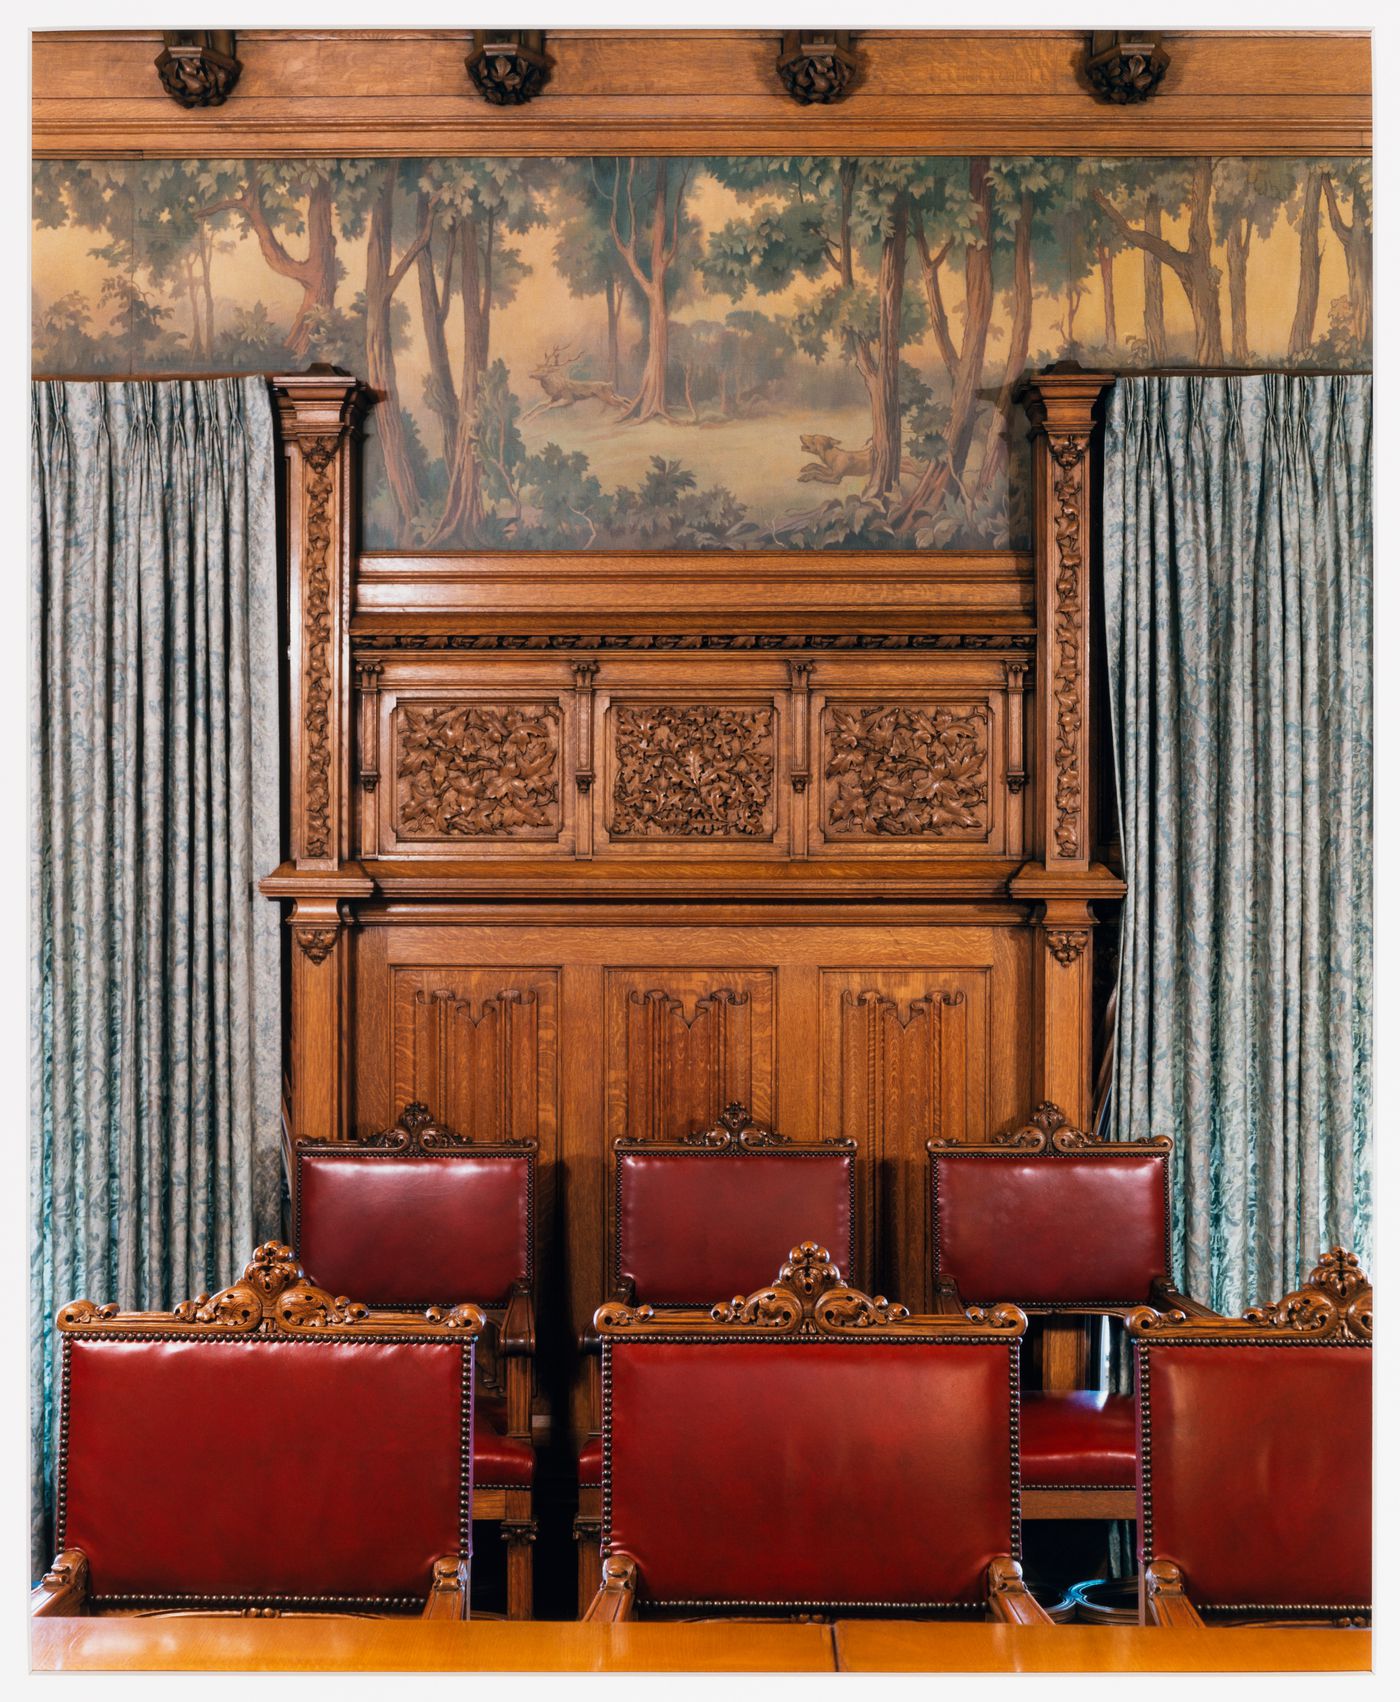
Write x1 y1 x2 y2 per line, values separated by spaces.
30 377 282 1574
1104 374 1372 1315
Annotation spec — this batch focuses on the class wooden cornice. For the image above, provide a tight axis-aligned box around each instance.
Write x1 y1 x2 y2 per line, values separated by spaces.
32 29 1370 158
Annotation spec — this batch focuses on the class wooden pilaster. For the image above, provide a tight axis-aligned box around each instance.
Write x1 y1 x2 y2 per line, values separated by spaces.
261 367 371 1144
1012 367 1122 1127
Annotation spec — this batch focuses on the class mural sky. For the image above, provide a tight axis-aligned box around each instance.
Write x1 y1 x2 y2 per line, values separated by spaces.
32 156 1371 551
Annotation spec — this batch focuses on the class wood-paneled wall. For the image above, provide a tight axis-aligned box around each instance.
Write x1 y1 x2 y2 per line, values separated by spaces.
260 363 1124 1437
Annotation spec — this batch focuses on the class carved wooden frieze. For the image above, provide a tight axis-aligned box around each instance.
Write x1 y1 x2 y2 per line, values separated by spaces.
395 700 562 840
301 437 339 861
608 703 775 839
822 702 990 838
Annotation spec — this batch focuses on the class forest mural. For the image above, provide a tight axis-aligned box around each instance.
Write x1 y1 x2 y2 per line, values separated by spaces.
32 155 1371 551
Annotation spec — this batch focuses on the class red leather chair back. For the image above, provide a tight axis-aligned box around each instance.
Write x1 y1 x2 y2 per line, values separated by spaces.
604 1335 1017 1610
296 1147 533 1307
615 1150 855 1303
58 1333 472 1609
931 1150 1170 1305
1137 1339 1371 1612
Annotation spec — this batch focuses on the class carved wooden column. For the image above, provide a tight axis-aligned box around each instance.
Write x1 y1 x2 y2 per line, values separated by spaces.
1011 367 1123 1129
261 368 373 1146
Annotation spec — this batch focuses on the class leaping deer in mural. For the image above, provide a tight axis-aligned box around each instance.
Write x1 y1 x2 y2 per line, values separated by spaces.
522 344 631 423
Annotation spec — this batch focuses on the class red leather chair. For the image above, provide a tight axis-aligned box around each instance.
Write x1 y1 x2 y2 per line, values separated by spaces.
31 1242 481 1620
929 1101 1212 1528
576 1102 856 1609
584 1241 1047 1623
292 1102 538 1619
1129 1248 1372 1628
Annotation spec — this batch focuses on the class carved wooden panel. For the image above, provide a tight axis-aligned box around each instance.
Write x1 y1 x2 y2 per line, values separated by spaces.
394 700 563 843
820 967 988 1306
605 970 776 1143
385 967 560 1148
357 650 1027 863
821 701 991 841
606 703 777 842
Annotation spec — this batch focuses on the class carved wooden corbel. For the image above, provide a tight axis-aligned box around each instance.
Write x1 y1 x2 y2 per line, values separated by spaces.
1084 32 1170 105
777 31 857 103
466 31 550 105
154 31 241 107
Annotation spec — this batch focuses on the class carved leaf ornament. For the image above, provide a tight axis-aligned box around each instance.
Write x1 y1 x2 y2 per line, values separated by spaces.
398 702 560 837
611 705 774 837
825 704 989 836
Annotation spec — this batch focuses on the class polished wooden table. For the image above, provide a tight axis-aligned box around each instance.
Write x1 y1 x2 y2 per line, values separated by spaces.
31 1616 1372 1674
833 1621 1372 1673
30 1617 836 1673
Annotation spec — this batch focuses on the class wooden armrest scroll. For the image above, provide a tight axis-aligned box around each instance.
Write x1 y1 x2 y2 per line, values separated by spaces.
501 1281 535 1357
1143 1559 1205 1627
30 1550 89 1618
583 1554 638 1621
422 1555 470 1620
987 1555 1054 1625
930 1275 969 1316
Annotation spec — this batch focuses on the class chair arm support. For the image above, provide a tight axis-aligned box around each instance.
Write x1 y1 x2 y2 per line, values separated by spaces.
501 1281 536 1357
1143 1559 1206 1627
422 1555 470 1620
30 1550 89 1618
583 1554 638 1622
1149 1277 1224 1321
930 1275 969 1316
987 1556 1053 1625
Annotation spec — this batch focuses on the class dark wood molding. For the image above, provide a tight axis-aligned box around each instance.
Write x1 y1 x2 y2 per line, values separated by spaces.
33 29 1370 157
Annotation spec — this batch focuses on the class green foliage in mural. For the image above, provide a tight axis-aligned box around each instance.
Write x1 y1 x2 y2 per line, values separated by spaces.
32 153 1371 551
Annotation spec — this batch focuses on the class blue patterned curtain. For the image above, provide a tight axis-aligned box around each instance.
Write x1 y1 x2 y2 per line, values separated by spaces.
30 378 282 1574
1104 374 1372 1315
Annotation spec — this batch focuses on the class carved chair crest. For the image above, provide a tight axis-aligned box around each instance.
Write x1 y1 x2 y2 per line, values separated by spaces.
929 1099 1172 1155
1128 1248 1372 1343
595 1241 1026 1339
357 1100 537 1152
57 1241 485 1338
615 1100 854 1152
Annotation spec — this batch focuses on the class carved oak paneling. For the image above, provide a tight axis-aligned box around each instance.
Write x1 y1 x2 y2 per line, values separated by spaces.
821 969 982 1306
606 702 776 841
393 699 563 842
605 971 776 1144
821 701 991 840
387 968 560 1148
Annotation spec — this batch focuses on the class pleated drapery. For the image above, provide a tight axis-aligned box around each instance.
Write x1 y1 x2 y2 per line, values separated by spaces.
30 377 282 1573
1104 374 1372 1316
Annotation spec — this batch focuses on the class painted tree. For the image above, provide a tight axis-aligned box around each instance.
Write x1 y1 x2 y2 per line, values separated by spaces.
1211 159 1296 361
1092 157 1224 365
976 158 1052 494
891 157 996 527
584 158 700 423
194 161 343 361
336 160 437 531
551 160 633 391
1320 159 1372 349
411 159 544 544
703 157 926 498
1287 165 1325 358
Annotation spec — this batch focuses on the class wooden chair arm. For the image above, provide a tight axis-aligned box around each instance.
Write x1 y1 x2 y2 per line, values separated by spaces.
583 1554 638 1622
1143 1559 1205 1627
30 1551 89 1618
1149 1277 1224 1321
987 1555 1054 1625
422 1555 470 1620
